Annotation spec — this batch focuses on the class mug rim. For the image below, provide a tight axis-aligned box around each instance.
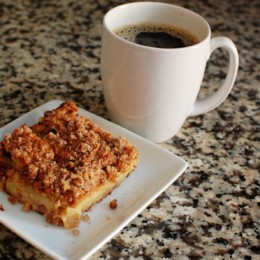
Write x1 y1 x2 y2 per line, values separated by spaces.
103 1 211 51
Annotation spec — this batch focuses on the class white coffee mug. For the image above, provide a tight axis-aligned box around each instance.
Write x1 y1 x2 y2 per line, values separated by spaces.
101 2 239 143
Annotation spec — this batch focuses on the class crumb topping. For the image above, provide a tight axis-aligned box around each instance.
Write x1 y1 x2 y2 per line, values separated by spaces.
72 229 80 236
0 101 138 208
109 199 118 209
8 196 18 204
82 214 89 221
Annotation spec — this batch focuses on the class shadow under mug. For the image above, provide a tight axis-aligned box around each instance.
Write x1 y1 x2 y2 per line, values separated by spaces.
101 2 239 143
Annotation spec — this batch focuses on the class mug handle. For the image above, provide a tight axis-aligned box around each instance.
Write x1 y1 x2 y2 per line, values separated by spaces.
190 36 239 116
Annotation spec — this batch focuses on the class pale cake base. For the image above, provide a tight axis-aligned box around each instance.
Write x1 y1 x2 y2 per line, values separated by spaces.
4 159 137 228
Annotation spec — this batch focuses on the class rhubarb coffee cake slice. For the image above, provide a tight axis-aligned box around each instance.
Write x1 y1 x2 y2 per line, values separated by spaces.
0 101 139 228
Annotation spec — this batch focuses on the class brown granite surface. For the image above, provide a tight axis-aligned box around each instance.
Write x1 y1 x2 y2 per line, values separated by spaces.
0 0 259 259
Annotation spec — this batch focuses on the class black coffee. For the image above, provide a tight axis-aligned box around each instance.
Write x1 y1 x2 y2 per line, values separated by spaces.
135 31 186 48
114 22 199 49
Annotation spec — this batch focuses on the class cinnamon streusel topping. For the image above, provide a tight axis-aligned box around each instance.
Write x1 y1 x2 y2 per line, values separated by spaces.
1 101 138 208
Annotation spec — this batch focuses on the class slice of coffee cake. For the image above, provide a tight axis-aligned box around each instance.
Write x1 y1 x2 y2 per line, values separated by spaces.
0 101 138 228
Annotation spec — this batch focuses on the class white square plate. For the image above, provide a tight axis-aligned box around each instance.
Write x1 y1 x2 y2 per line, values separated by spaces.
0 100 187 260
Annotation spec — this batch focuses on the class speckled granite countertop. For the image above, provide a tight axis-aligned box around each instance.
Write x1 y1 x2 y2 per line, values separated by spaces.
0 0 259 259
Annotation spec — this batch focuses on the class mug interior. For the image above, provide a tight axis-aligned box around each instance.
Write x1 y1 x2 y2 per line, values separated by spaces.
104 2 210 44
